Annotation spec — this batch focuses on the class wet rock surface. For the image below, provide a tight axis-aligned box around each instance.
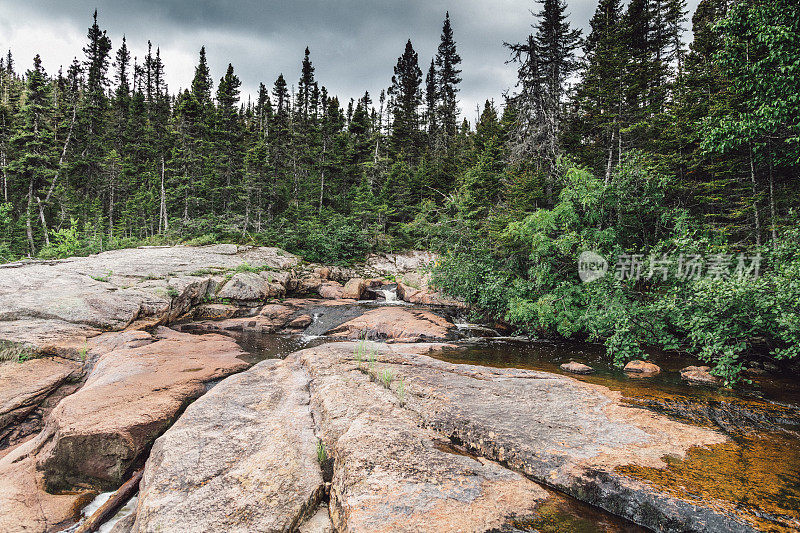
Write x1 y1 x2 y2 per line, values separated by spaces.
681 365 720 385
327 306 456 341
288 343 753 532
560 361 594 374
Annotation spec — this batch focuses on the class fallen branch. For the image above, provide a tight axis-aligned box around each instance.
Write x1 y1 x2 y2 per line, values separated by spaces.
75 468 143 533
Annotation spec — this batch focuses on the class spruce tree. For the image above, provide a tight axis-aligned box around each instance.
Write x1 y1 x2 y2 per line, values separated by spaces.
298 47 315 121
215 63 242 211
435 12 462 141
566 0 626 178
8 55 55 255
388 40 423 159
76 9 112 217
425 59 438 143
506 0 580 204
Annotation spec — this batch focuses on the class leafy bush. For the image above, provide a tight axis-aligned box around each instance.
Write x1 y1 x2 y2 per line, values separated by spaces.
276 213 370 265
433 161 800 385
39 219 82 259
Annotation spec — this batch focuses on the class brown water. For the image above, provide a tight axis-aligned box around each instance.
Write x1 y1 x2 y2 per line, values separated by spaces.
433 340 800 532
511 490 645 533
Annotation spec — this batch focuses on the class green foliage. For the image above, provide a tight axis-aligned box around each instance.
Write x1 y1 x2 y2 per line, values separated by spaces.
39 219 82 259
0 203 15 263
78 343 89 361
234 262 261 274
395 376 406 404
379 368 395 388
276 214 371 265
90 270 113 282
316 438 327 464
434 161 800 385
0 341 35 363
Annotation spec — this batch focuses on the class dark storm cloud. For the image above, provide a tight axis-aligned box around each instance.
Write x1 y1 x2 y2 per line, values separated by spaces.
0 0 698 122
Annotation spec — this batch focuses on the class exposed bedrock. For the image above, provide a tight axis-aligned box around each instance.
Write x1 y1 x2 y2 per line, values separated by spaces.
129 358 324 533
127 343 547 533
124 342 759 533
0 328 247 533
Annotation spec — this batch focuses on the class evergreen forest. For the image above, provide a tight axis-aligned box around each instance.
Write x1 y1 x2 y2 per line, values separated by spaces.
1 0 799 382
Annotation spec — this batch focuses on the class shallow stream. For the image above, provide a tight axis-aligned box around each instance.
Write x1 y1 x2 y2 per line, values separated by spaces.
433 339 800 532
72 301 800 532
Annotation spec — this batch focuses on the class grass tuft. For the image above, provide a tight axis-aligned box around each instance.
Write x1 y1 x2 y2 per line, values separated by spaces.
0 341 36 363
316 438 328 464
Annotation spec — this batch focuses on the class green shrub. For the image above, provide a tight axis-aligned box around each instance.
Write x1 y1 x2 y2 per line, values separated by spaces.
39 218 82 259
432 161 800 386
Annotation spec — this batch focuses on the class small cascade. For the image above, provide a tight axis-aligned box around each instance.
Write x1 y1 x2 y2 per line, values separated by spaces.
376 287 398 303
299 313 323 342
302 305 366 337
370 284 411 305
60 492 139 533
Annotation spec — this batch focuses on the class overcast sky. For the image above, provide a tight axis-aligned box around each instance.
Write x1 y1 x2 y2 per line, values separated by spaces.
0 0 699 123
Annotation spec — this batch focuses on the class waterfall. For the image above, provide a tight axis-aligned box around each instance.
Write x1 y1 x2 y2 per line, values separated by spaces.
376 287 398 303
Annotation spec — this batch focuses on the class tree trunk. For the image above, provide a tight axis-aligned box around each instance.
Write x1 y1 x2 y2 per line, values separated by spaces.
605 128 616 184
748 145 761 246
45 105 77 204
108 184 114 240
319 138 327 214
242 184 250 238
159 156 168 233
36 196 50 246
75 469 143 533
768 154 777 241
26 181 35 257
1 150 7 202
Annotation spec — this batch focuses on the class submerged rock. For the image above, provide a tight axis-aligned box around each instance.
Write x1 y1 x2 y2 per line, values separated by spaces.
327 307 455 341
560 361 594 374
681 365 720 385
624 360 662 375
